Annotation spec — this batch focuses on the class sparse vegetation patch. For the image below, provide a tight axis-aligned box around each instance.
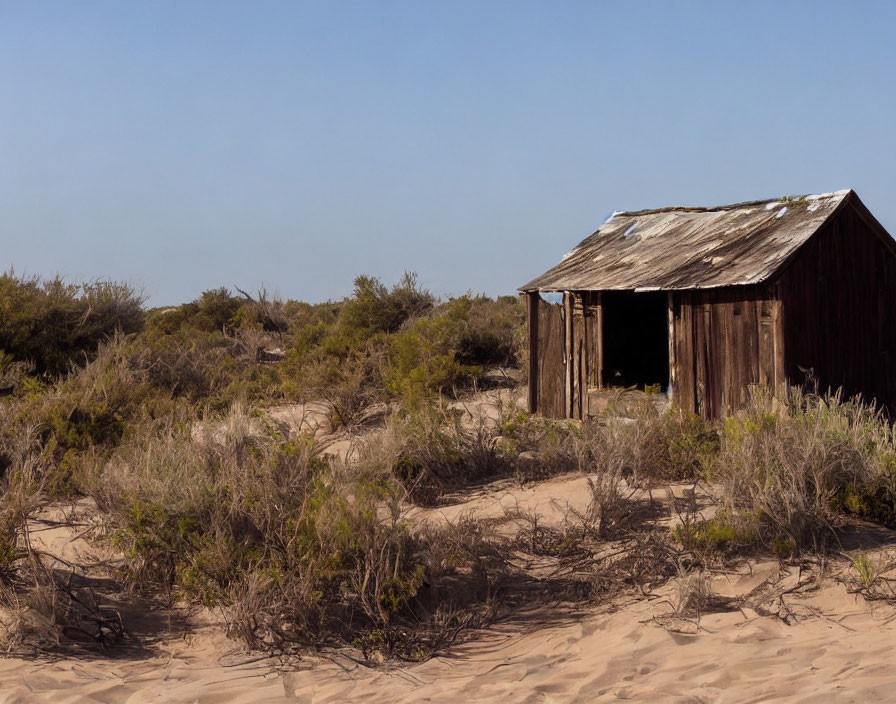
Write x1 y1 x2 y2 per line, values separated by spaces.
2 273 896 663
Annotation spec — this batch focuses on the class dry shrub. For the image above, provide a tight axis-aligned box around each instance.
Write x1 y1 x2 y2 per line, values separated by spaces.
354 517 507 660
0 421 57 654
374 405 512 505
0 582 64 652
234 286 288 335
647 566 712 634
553 524 688 605
500 412 720 609
715 387 896 555
130 329 237 402
584 403 717 484
96 404 337 596
567 409 713 538
371 402 709 512
842 552 896 604
0 575 125 653
509 507 595 559
573 420 644 538
95 404 508 660
302 346 386 431
672 568 710 617
498 410 579 481
0 413 124 652
0 334 193 497
582 472 634 540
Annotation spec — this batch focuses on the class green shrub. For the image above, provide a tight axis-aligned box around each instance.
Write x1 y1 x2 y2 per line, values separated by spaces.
831 481 896 529
661 411 719 481
338 272 434 339
276 278 524 412
381 295 523 405
451 295 525 368
384 323 477 405
673 514 756 555
0 273 144 377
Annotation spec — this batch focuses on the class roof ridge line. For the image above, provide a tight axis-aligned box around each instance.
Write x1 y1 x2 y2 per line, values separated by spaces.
615 189 852 217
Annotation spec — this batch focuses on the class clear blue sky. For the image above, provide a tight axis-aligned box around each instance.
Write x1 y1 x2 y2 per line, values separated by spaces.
1 1 894 305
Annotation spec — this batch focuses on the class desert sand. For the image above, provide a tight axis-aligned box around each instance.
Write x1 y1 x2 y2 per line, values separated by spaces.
3 571 894 704
3 489 895 702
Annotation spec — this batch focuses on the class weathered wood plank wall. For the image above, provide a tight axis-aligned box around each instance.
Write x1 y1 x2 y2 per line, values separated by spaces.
671 287 782 419
536 297 567 418
778 204 896 414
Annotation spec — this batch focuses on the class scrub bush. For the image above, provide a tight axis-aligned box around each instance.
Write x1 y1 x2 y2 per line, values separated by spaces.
713 388 896 554
0 273 144 378
94 405 506 658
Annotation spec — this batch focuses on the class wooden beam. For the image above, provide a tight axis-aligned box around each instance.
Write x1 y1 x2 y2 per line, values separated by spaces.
564 292 574 418
595 292 603 390
526 292 539 413
572 293 585 420
667 292 676 402
772 296 785 390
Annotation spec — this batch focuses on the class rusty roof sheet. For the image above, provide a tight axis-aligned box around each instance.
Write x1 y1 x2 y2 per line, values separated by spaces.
520 190 853 292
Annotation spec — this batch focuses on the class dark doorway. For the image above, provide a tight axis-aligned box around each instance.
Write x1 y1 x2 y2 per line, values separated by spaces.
601 291 669 390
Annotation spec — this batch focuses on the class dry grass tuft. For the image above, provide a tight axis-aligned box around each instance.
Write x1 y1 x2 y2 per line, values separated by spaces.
714 387 896 555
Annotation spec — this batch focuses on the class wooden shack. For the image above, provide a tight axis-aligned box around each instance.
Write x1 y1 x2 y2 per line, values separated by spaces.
520 190 896 420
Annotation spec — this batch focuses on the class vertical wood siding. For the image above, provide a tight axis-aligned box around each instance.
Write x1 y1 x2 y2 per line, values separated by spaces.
536 297 567 418
778 204 896 414
672 287 781 419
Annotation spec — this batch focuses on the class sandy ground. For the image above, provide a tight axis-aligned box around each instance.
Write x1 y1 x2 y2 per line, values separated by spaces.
1 556 894 703
3 394 896 703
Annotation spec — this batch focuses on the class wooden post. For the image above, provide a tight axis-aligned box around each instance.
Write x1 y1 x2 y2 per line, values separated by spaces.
572 293 585 420
526 292 539 414
595 292 603 390
667 292 676 402
564 292 574 418
772 297 785 390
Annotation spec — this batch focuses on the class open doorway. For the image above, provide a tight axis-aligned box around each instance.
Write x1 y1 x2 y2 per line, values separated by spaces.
601 291 669 390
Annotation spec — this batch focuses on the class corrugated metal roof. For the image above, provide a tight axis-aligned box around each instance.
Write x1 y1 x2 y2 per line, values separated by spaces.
520 190 853 292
